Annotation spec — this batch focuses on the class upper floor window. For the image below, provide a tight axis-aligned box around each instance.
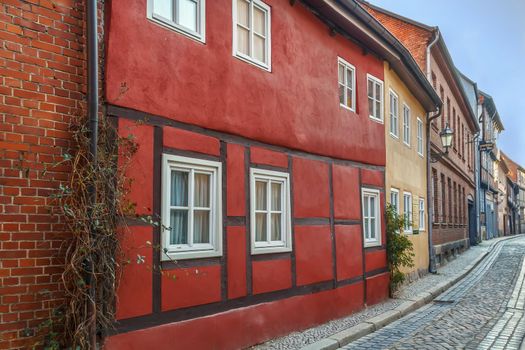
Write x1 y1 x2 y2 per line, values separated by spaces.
418 198 425 230
338 57 356 111
390 188 399 215
417 118 424 156
389 90 399 137
148 0 206 42
403 104 411 146
161 154 222 260
367 75 384 122
233 0 271 71
362 188 381 247
250 168 292 254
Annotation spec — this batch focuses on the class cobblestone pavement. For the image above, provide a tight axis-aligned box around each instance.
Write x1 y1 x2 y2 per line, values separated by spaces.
342 236 525 350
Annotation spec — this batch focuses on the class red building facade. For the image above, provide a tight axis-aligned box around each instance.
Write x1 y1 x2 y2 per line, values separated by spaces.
105 1 390 348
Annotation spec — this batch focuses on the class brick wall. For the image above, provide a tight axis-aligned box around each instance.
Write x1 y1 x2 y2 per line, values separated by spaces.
0 0 88 348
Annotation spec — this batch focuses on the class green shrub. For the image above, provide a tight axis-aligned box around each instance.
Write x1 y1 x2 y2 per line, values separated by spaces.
386 204 415 296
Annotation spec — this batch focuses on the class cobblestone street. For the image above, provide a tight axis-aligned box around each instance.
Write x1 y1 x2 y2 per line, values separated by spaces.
342 236 525 350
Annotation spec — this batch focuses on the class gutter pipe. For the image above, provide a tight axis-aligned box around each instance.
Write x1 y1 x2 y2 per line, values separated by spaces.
87 0 99 348
426 29 440 274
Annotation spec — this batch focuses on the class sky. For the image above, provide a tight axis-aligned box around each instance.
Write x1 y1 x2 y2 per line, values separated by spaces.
367 0 525 166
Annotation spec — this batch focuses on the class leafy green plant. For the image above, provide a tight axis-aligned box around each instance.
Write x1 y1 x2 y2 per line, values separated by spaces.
386 204 415 296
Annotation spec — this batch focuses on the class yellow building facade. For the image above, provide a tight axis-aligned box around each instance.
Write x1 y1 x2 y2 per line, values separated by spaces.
384 62 429 280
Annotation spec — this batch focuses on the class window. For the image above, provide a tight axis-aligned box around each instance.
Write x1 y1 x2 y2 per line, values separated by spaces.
403 192 412 233
161 154 222 260
390 188 399 215
417 118 424 156
367 75 384 122
338 57 356 111
389 90 399 137
148 0 206 42
419 198 425 230
250 168 291 254
362 188 381 246
233 0 271 70
403 104 411 146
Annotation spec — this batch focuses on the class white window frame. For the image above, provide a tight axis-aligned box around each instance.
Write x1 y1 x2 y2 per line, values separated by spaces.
250 168 292 254
367 74 384 123
417 117 424 156
362 188 381 247
232 0 271 71
403 192 413 233
389 89 399 138
419 197 425 231
338 57 356 112
390 188 399 215
147 0 206 43
403 104 411 146
161 154 222 260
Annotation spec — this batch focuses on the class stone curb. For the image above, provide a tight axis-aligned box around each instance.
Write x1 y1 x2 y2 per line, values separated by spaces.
299 235 521 350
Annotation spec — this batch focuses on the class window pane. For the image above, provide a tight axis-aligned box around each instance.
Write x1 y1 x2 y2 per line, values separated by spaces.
368 79 374 98
339 84 345 105
375 83 381 99
364 218 369 239
375 101 381 118
170 209 188 244
271 213 281 241
193 210 210 243
368 97 374 117
253 34 265 62
364 197 369 217
178 0 197 32
253 6 265 35
255 181 267 210
370 218 376 238
237 25 249 55
370 196 376 218
255 212 267 241
194 173 210 207
171 170 188 206
346 69 353 89
271 182 281 210
346 87 353 108
237 0 249 27
338 64 344 83
154 0 173 21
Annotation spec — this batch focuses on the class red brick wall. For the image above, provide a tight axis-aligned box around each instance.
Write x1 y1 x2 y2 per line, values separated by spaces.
360 3 433 72
0 0 88 348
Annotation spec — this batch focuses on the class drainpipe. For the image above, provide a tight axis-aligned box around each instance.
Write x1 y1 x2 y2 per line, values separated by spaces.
87 0 99 348
426 29 440 274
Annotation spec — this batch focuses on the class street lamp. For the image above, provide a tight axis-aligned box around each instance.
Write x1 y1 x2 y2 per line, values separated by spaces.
431 123 454 163
439 123 454 154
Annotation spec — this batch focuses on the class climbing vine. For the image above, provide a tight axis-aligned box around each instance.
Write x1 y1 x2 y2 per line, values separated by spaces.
47 113 138 348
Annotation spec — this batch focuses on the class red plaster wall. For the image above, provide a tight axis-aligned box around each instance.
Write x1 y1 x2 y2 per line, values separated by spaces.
105 0 385 166
366 273 389 305
293 158 330 218
361 168 384 188
119 119 154 215
227 227 247 299
161 265 222 311
252 259 292 294
226 143 245 216
163 127 220 156
333 164 360 220
365 250 387 273
335 225 363 281
116 226 153 320
105 282 365 350
295 225 333 286
250 146 288 169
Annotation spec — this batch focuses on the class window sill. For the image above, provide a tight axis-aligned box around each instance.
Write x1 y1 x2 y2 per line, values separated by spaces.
233 52 271 72
251 246 292 255
369 116 384 124
161 249 222 261
147 16 205 44
390 132 400 140
340 104 356 113
364 240 381 248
